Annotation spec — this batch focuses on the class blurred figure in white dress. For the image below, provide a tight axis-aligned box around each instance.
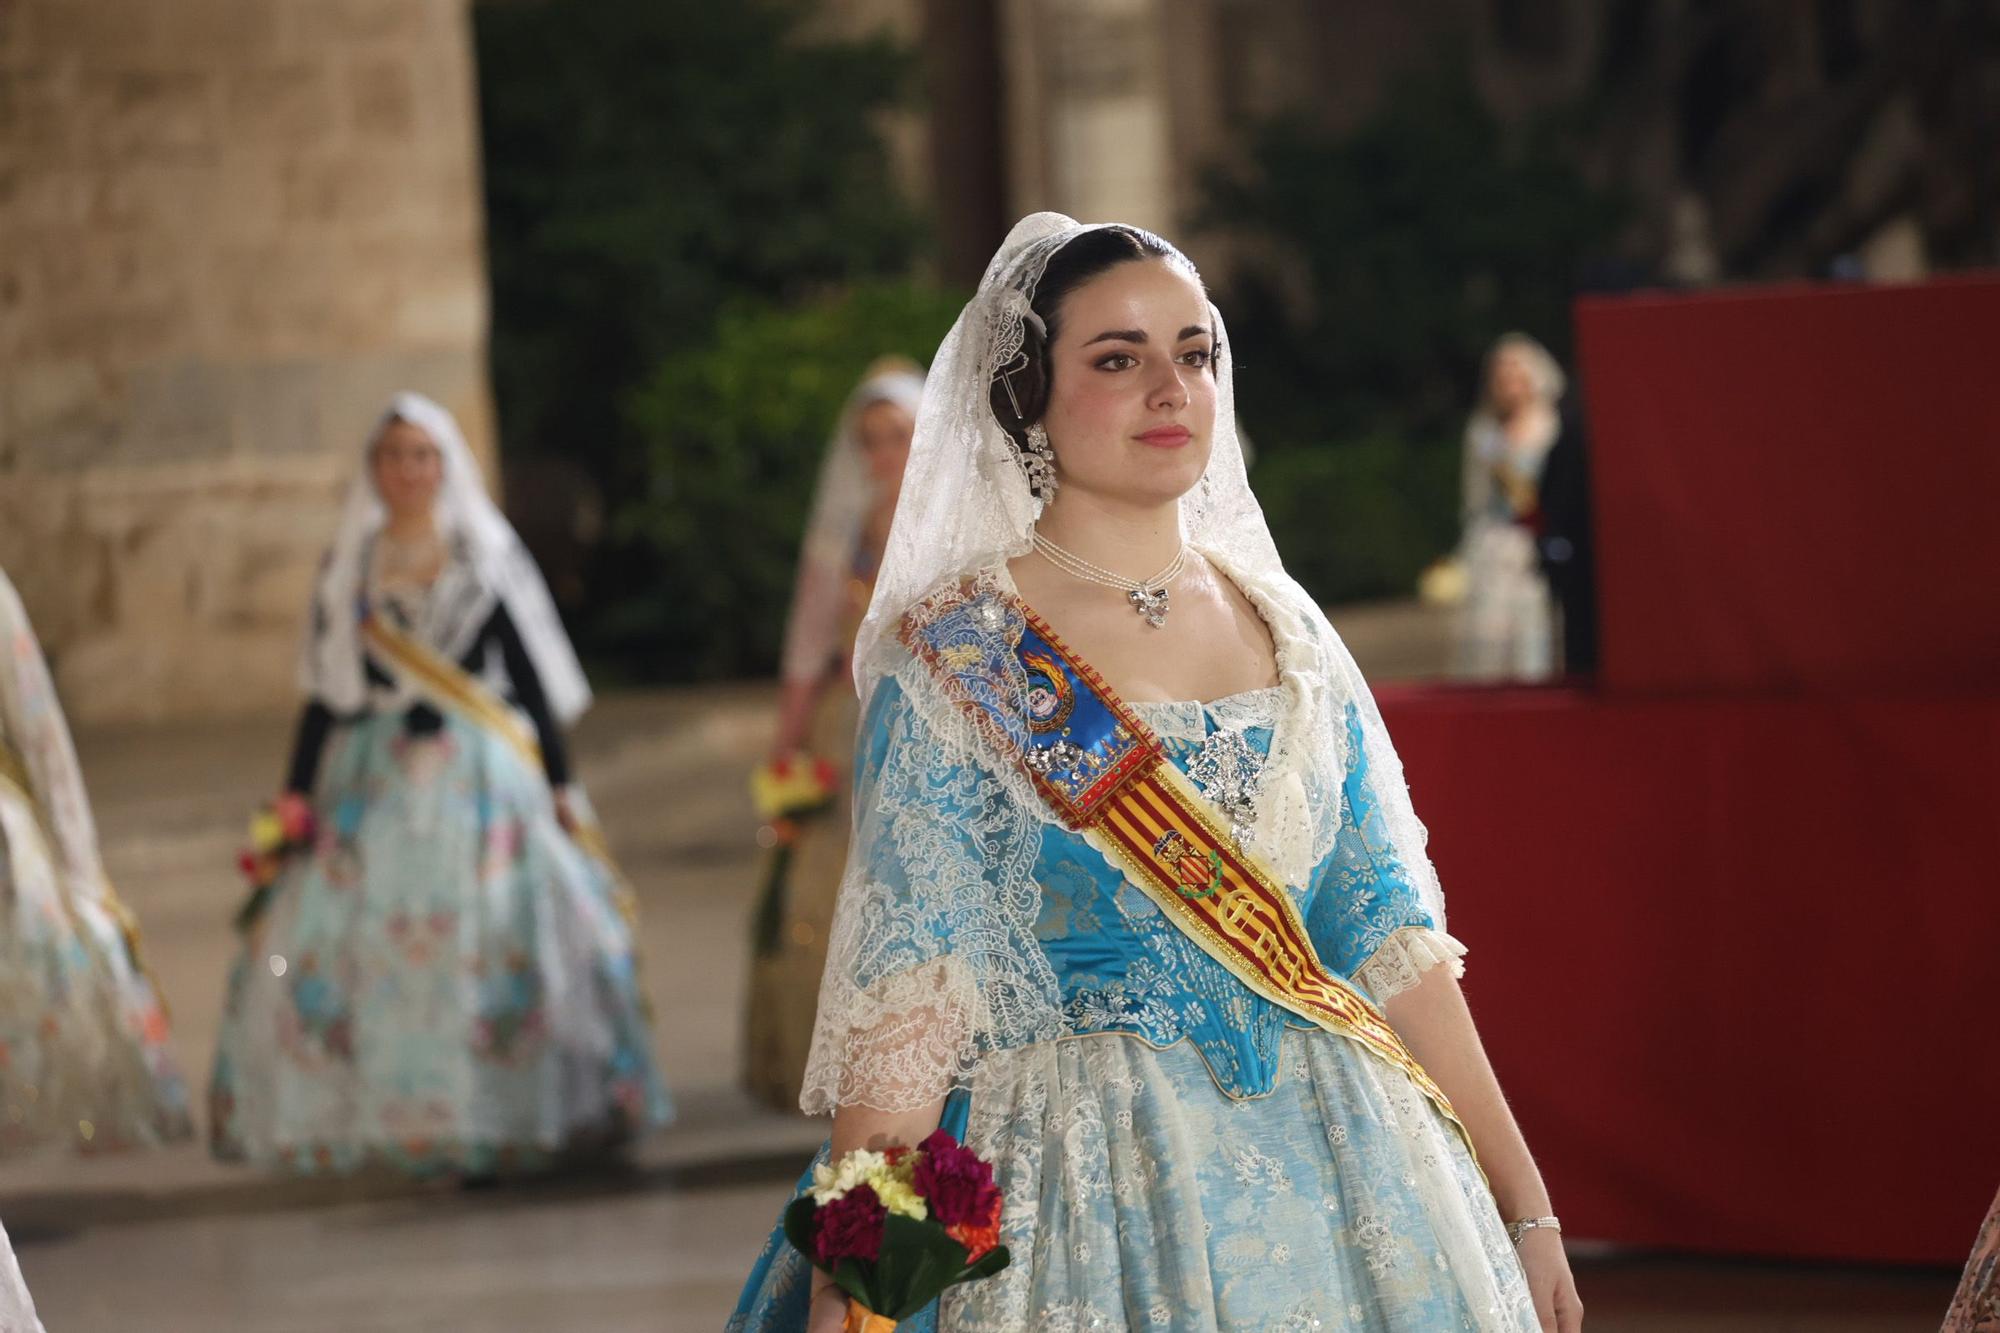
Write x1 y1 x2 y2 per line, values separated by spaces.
1454 333 1567 681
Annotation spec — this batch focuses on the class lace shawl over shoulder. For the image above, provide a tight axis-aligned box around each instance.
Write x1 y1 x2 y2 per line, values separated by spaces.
801 575 1062 1114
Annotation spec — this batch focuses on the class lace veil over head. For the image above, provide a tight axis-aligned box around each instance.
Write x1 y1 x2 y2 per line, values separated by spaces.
299 392 592 726
779 361 926 686
803 214 1448 1114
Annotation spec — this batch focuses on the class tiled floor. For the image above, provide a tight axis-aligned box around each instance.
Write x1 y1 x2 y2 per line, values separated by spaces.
1 673 1963 1331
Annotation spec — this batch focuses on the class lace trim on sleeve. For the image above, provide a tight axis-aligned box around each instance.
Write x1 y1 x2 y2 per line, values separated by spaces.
1355 926 1467 1003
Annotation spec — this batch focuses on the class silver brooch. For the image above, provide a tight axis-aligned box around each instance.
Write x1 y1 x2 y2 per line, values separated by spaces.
971 598 1008 633
1188 728 1263 844
1025 738 1085 777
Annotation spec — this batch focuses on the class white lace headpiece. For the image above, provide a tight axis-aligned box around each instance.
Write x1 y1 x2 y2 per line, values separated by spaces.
855 214 1278 689
299 392 592 725
779 362 926 685
804 214 1447 1114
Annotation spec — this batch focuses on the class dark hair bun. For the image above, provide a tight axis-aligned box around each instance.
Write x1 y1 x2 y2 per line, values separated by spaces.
988 315 1049 450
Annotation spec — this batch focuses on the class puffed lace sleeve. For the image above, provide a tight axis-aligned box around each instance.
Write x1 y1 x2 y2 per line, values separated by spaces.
1308 703 1467 1003
799 667 1064 1114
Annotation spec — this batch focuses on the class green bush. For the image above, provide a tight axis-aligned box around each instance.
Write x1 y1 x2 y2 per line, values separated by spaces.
1249 436 1460 607
608 281 969 680
475 0 929 673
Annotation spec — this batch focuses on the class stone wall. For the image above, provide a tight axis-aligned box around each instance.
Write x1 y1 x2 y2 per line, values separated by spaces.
0 0 493 722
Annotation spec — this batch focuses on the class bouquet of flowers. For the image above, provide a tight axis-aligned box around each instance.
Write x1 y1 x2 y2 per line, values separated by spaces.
783 1129 1010 1330
747 750 839 956
232 792 315 934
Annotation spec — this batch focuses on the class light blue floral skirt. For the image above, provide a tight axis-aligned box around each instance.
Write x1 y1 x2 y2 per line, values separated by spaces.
209 712 670 1176
0 793 191 1157
730 1029 1535 1331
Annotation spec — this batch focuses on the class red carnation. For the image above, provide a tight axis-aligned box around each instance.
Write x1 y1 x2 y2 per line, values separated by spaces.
275 794 315 843
914 1130 1002 1232
814 1182 887 1266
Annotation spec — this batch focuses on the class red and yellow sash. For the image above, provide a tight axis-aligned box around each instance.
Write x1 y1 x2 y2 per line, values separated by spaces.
902 585 1468 1148
361 615 633 918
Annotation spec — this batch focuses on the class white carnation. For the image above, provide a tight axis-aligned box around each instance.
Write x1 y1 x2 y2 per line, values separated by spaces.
808 1148 889 1205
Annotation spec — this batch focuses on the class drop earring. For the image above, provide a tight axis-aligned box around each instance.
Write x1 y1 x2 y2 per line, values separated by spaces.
1019 422 1058 502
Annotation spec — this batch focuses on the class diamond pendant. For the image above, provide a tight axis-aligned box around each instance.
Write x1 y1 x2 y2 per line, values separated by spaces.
1127 586 1169 627
1188 727 1263 844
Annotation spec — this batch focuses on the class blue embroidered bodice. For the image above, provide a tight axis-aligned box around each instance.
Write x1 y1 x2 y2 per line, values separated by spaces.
856 673 1437 1101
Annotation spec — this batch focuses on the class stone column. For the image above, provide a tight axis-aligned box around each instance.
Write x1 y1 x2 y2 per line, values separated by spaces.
0 0 494 722
999 0 1176 235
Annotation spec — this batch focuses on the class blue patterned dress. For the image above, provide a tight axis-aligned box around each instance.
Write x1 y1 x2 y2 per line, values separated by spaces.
209 599 671 1176
729 675 1535 1331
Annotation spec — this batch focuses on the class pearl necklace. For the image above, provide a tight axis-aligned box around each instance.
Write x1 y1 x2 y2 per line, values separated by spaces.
1031 530 1187 627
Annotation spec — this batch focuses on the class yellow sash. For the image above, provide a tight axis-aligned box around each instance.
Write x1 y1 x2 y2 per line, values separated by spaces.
363 616 542 770
361 615 635 922
1492 458 1540 519
0 731 33 811
0 729 156 982
903 589 1470 1153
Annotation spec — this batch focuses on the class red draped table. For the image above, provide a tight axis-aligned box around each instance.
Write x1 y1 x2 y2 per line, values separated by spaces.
1366 276 2000 1265
1377 683 2000 1265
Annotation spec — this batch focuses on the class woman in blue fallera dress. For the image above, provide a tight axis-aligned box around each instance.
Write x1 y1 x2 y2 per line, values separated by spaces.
0 568 190 1163
731 216 1580 1331
209 393 670 1177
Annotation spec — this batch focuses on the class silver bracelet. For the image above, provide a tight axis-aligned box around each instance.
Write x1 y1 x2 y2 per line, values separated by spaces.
1506 1215 1561 1246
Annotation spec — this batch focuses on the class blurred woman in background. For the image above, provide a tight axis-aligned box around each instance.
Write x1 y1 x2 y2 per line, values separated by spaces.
745 358 924 1111
0 566 190 1160
732 215 1577 1332
1454 333 1567 682
210 392 670 1178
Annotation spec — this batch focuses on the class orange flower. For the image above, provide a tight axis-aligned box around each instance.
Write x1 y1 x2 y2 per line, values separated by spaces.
945 1219 1001 1262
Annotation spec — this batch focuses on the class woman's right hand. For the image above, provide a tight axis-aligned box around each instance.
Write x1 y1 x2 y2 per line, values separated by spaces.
807 1282 849 1333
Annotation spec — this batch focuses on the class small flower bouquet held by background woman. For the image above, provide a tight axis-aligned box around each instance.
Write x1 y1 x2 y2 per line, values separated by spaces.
783 1129 1011 1330
232 792 315 934
747 750 839 955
